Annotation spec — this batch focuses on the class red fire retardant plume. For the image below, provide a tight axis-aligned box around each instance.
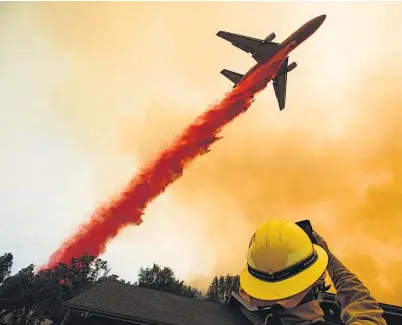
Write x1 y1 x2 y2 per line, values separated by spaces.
41 42 296 270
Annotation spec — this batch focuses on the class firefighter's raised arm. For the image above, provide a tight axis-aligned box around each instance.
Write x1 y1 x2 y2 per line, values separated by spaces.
313 231 388 325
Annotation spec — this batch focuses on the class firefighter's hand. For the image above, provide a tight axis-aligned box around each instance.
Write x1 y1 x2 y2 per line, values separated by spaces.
312 231 331 254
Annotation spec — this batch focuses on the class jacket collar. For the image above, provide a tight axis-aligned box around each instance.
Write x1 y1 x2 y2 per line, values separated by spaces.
274 300 325 325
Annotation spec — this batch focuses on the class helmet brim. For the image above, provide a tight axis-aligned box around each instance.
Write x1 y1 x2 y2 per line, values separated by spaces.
239 244 329 301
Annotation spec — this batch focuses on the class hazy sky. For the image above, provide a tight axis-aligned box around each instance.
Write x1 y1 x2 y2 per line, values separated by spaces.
1 2 402 305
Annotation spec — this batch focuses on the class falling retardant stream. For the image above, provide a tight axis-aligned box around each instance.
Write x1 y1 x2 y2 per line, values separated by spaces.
40 42 296 270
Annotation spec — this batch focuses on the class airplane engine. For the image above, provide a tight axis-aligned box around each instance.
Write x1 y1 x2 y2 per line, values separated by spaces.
264 33 276 43
287 62 297 72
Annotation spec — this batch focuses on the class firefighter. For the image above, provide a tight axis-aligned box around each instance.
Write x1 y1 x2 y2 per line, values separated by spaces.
239 218 388 325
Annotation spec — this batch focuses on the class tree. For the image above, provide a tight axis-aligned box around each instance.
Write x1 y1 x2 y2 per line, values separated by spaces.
0 253 13 285
0 254 200 324
207 276 219 302
31 254 111 324
28 268 64 324
105 274 131 285
0 264 36 324
138 263 198 298
0 254 111 325
207 274 240 303
232 274 240 291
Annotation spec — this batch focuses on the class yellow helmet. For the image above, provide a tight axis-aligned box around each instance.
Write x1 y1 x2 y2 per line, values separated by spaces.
240 218 328 301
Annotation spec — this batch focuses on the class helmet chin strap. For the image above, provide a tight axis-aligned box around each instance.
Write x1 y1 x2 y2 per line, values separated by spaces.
297 280 332 307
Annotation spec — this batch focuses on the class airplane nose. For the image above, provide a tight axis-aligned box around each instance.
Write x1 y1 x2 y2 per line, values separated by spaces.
313 14 326 27
318 14 326 23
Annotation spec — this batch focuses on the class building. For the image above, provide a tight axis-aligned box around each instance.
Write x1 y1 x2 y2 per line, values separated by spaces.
61 280 251 325
62 280 402 325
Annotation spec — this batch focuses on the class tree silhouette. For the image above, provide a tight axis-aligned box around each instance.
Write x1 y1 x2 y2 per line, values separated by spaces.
0 254 201 324
138 263 198 298
207 274 240 303
0 253 111 324
0 254 13 285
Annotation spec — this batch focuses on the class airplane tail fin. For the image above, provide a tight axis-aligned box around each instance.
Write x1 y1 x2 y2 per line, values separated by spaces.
220 69 244 87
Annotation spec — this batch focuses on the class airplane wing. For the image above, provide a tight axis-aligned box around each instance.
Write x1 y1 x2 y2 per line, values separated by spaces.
272 58 289 110
217 31 263 54
220 69 244 86
217 31 280 63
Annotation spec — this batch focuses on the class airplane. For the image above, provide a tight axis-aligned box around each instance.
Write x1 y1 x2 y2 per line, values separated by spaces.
217 15 326 110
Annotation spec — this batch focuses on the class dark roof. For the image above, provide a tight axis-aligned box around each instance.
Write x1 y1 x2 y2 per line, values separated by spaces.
65 280 252 325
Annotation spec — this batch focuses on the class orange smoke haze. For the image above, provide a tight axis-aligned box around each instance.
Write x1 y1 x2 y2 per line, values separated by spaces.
2 2 402 306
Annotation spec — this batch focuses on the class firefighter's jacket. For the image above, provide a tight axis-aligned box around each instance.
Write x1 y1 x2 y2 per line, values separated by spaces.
275 253 388 325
